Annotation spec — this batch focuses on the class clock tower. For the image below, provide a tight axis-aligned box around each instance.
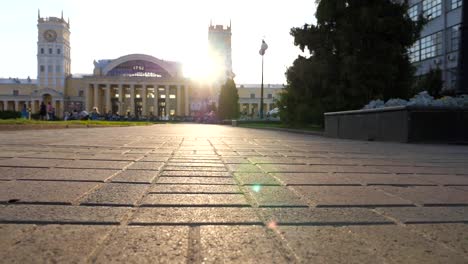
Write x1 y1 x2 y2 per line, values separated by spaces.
37 10 71 92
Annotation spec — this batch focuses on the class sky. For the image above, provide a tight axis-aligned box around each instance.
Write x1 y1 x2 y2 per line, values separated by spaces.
0 0 316 84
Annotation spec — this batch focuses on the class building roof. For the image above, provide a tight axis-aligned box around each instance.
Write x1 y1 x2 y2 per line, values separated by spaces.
0 77 36 84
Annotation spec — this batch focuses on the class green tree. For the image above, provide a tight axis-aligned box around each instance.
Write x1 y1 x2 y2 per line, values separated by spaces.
278 0 425 126
413 67 443 98
218 78 240 120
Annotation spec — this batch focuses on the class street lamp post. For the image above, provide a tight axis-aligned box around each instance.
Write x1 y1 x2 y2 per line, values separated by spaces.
259 40 268 119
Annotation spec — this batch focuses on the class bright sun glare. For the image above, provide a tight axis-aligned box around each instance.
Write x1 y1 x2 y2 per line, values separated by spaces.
182 51 223 83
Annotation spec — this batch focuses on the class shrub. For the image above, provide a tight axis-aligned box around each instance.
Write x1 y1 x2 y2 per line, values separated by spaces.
0 111 21 119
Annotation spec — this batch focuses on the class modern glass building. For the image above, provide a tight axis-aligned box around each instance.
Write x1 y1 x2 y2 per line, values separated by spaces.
406 0 466 93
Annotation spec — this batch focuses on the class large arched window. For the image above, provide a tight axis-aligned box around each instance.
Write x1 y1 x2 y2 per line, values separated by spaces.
107 60 171 77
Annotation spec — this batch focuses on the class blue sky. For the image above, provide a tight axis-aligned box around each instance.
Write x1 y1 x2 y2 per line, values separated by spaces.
0 0 316 84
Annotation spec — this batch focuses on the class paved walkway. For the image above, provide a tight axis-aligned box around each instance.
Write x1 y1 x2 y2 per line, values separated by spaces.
0 124 467 263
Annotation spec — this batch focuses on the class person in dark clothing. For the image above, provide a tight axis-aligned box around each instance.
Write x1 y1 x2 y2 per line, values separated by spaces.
39 102 47 120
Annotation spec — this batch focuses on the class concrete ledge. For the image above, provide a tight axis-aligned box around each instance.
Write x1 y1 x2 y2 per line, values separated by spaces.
325 106 468 143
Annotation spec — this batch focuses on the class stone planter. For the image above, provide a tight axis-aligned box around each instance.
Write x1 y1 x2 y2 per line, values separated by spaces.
324 106 468 143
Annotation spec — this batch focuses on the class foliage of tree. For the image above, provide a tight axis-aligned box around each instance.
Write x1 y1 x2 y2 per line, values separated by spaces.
278 0 425 125
0 111 21 119
218 78 239 120
413 67 443 98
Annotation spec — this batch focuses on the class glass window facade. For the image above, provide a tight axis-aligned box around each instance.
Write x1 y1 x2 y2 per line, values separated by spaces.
451 0 462 10
420 31 442 60
409 31 442 62
450 24 461 51
409 40 421 63
408 4 419 21
423 0 442 19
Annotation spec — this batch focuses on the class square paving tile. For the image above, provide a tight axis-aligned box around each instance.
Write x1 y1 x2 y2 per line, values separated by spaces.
272 172 361 185
0 181 100 204
376 207 468 224
0 158 62 168
164 166 227 172
156 177 236 185
277 226 386 263
80 183 149 206
166 162 225 167
21 168 119 182
141 194 249 207
293 186 414 207
416 174 468 186
0 167 46 180
259 207 393 225
148 184 241 194
0 225 112 263
221 157 251 164
0 224 36 249
342 173 435 186
226 164 263 172
200 226 292 263
234 173 281 185
93 226 189 263
0 204 129 224
160 171 231 177
110 170 158 183
126 162 164 171
139 155 170 162
130 207 261 225
377 186 468 206
246 186 308 207
57 160 131 170
407 224 468 257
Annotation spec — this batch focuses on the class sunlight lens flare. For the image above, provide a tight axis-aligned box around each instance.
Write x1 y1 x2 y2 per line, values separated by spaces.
182 52 222 83
252 184 262 192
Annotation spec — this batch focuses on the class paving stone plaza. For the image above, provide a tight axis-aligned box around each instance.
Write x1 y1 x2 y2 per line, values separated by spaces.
0 124 467 263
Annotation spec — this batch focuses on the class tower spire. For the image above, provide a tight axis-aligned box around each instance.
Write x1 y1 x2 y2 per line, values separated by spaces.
38 9 40 20
61 10 63 19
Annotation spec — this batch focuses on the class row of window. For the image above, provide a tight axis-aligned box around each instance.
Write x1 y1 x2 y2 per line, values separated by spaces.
409 24 460 63
40 48 61 55
39 65 63 73
409 0 462 21
249 93 273 99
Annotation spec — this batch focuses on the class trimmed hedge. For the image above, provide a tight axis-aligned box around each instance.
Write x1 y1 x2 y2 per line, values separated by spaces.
0 111 21 119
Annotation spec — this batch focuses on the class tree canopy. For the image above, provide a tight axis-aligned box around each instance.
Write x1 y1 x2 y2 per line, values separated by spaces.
218 78 240 120
278 0 425 125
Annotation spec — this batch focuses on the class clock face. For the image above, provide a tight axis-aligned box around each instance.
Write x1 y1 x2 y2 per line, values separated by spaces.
43 30 57 42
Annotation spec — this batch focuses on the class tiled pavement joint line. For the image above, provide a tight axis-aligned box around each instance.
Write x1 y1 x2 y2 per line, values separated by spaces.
370 208 405 226
116 139 181 225
0 220 120 225
404 223 468 261
187 225 201 264
16 178 105 183
85 225 120 263
139 204 251 208
315 204 417 208
128 222 265 226
373 185 421 207
71 183 105 206
208 138 254 205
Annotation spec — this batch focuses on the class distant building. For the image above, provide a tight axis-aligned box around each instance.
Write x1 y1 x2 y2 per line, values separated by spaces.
406 0 465 93
0 11 191 118
237 84 283 117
